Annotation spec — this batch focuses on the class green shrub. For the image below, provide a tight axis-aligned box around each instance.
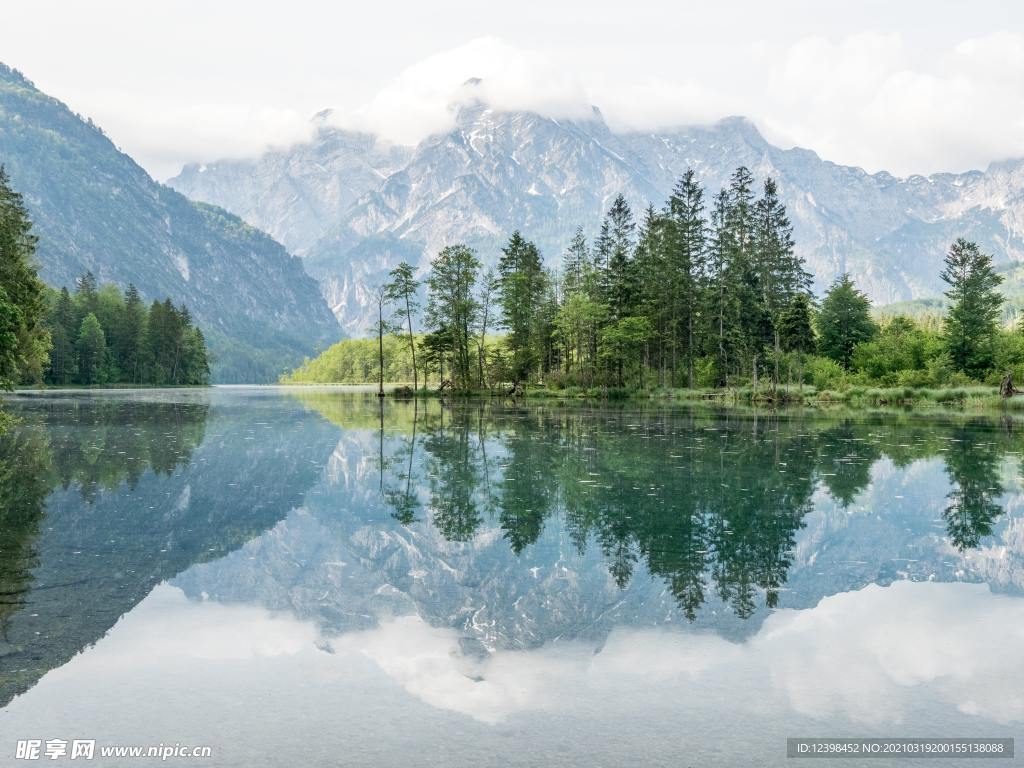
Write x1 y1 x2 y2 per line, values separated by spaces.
807 356 847 390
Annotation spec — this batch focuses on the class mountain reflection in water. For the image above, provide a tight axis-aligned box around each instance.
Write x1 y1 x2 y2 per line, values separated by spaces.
1 390 1022 767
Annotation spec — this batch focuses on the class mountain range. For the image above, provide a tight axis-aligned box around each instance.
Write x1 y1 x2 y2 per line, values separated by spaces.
0 64 340 382
6 61 1024 359
170 82 1024 336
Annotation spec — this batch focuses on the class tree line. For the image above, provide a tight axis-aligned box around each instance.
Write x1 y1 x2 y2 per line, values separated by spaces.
44 273 210 386
0 165 210 394
357 166 1016 394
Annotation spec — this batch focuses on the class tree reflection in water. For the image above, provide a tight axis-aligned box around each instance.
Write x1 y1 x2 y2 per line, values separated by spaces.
304 395 1021 621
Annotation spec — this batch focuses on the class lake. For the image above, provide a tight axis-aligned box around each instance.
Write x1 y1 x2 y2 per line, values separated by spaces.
1 388 1022 766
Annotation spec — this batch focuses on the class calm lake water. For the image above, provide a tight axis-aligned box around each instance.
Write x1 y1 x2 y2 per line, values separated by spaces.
1 388 1023 766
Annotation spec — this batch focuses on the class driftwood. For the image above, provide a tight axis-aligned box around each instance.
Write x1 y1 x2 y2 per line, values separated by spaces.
1000 373 1022 398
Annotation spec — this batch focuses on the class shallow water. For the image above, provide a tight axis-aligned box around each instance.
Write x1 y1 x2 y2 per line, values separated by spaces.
1 388 1022 766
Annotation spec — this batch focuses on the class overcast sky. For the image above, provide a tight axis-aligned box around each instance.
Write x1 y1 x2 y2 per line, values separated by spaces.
2 0 1021 180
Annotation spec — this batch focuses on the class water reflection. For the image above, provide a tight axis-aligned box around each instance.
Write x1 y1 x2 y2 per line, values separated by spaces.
2 579 1020 768
0 392 338 707
295 394 1022 623
1 391 1023 766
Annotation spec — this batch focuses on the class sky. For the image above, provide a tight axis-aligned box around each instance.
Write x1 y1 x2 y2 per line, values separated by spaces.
1 0 1021 180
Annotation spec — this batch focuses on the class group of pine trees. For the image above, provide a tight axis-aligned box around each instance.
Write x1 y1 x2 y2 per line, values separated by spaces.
359 166 1018 394
44 273 210 386
376 167 817 392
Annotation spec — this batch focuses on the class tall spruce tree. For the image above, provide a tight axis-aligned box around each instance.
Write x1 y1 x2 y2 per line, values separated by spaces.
634 204 669 382
705 188 742 385
47 286 78 385
753 177 810 384
725 167 767 383
599 194 638 322
0 166 49 389
121 284 146 383
665 170 707 387
940 238 1004 377
497 232 546 382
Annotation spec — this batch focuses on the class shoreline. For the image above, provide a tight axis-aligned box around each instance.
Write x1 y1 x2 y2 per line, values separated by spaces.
274 381 1024 412
11 382 1024 413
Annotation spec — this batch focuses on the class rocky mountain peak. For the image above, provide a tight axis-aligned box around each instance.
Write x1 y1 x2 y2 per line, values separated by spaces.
168 101 1024 336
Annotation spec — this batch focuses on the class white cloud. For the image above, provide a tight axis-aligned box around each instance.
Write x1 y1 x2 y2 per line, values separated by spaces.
762 32 1024 175
3 4 1023 178
79 95 317 175
6 580 1023 753
328 37 593 145
87 584 319 665
315 31 1024 177
330 581 1024 726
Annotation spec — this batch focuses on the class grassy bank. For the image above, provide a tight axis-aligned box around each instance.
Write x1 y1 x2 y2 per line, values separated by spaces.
345 382 1019 411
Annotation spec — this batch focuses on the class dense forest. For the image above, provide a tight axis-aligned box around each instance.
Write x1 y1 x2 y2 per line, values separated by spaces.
288 166 1021 397
43 273 210 386
0 166 209 395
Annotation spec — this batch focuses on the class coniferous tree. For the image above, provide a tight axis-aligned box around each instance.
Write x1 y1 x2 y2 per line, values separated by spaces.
54 287 75 337
0 166 49 389
599 194 638 322
76 313 107 385
665 170 707 387
595 195 639 384
38 274 208 387
121 284 146 383
535 272 561 377
497 232 546 382
634 204 667 381
47 323 75 384
724 167 767 384
941 238 1004 376
561 227 590 297
778 293 816 355
74 271 99 324
753 177 810 384
557 229 601 381
180 327 210 385
145 299 169 383
777 292 816 386
817 274 876 368
705 189 742 385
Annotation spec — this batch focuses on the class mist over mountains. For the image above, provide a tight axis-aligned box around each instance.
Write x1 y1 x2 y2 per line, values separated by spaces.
5 57 1024 354
170 82 1024 335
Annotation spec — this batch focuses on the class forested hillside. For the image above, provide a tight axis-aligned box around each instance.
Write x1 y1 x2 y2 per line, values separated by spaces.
0 63 340 382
